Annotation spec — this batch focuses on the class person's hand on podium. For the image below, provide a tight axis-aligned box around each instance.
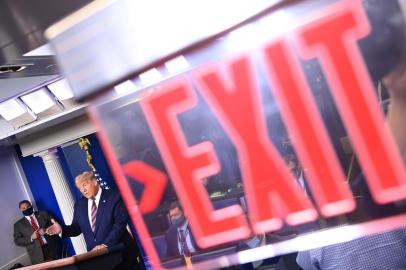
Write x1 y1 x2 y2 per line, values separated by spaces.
91 244 108 251
45 218 62 236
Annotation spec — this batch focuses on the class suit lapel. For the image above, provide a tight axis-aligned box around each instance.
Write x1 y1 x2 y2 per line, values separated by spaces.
94 190 107 234
302 173 311 196
21 217 33 231
35 212 44 228
188 225 198 251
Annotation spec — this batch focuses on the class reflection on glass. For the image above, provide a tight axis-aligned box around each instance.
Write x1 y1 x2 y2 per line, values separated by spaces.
88 0 406 269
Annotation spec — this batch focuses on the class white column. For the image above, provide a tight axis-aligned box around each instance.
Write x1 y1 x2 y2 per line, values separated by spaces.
36 148 87 254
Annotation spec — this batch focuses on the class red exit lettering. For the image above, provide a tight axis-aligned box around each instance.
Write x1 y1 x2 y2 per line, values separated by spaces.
131 0 406 249
140 78 251 248
297 0 406 204
193 56 317 235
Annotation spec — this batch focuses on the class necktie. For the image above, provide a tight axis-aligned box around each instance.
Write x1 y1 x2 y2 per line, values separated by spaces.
91 199 97 232
179 229 191 257
30 216 45 246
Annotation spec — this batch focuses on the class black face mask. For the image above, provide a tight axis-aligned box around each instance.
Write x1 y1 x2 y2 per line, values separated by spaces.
22 207 33 216
171 216 186 227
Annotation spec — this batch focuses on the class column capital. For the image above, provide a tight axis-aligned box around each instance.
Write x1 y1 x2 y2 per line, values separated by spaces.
34 148 59 161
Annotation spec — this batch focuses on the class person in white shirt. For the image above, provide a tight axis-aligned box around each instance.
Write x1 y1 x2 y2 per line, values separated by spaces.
165 202 197 258
283 153 309 197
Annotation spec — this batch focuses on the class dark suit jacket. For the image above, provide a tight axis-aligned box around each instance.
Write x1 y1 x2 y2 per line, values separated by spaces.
165 223 199 257
62 189 138 269
13 211 60 264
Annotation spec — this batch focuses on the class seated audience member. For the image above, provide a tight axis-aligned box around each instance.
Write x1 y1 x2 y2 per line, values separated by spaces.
13 200 60 265
165 202 198 258
297 228 406 270
237 234 268 269
283 153 320 234
283 153 310 197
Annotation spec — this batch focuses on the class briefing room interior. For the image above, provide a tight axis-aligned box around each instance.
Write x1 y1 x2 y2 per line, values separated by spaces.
2 0 406 270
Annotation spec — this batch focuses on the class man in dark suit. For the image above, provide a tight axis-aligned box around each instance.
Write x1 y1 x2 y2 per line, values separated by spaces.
13 200 60 265
283 153 320 235
283 153 311 197
46 171 140 270
165 202 198 258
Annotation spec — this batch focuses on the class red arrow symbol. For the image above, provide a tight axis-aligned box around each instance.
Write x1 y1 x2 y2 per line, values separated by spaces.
123 160 167 214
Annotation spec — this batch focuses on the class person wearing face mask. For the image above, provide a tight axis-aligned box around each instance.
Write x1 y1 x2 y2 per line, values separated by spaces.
165 201 198 258
13 200 60 265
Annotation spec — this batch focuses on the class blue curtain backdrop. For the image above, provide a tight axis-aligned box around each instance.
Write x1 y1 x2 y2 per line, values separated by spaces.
16 133 115 256
59 133 116 196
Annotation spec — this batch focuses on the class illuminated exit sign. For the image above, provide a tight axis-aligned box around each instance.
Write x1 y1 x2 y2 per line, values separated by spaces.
49 0 406 269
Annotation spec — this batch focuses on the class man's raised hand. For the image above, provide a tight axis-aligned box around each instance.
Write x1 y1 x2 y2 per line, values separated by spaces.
45 218 62 236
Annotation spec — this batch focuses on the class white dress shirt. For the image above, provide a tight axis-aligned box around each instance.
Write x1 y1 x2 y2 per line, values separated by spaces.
87 187 102 227
297 171 308 197
177 221 196 255
26 214 47 244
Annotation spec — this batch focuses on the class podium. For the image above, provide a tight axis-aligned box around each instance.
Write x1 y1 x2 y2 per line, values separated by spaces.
18 245 124 270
